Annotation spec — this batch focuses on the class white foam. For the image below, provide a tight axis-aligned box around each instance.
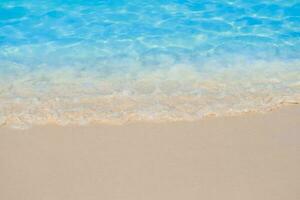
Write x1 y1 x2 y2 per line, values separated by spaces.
0 58 299 129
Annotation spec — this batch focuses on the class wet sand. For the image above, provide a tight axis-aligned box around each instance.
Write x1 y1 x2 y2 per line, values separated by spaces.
0 105 299 200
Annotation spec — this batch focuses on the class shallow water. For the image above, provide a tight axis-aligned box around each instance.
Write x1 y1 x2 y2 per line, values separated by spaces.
0 0 300 128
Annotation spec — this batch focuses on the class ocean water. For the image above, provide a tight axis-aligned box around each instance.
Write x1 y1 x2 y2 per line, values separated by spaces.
0 0 300 128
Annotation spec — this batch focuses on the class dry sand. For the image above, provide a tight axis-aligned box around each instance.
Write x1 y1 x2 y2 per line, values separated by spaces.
0 105 299 200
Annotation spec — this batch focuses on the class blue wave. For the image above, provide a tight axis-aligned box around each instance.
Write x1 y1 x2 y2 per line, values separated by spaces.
0 0 299 128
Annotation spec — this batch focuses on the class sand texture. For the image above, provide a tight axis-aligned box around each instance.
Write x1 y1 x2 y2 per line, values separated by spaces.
0 106 299 200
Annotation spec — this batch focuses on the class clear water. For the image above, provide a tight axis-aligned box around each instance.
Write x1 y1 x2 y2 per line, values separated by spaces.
0 0 300 128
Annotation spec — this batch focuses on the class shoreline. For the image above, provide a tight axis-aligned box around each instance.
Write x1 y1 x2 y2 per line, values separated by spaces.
0 105 299 200
1 101 299 130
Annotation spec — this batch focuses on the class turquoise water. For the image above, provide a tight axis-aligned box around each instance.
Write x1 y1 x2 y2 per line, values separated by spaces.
0 0 300 128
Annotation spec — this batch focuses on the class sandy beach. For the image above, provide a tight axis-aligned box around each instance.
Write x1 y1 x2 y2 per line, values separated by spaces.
1 1 300 200
0 105 299 200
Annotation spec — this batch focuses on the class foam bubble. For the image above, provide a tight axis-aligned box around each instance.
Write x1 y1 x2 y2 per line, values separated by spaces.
0 58 299 128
